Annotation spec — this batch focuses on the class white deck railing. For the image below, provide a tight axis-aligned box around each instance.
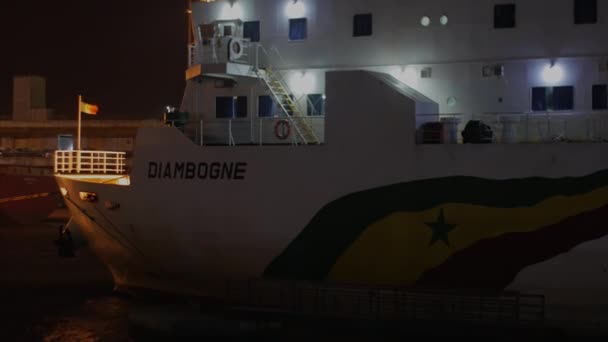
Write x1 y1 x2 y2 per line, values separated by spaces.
167 117 326 146
416 112 608 144
54 150 126 175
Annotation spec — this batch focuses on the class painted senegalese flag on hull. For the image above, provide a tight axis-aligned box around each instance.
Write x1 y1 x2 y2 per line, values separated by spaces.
263 169 608 291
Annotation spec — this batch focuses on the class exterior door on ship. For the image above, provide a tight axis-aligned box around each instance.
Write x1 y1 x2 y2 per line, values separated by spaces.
57 135 74 151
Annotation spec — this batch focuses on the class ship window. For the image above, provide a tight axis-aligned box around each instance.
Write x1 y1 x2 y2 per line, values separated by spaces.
223 25 233 37
420 16 431 27
214 79 234 88
494 4 516 29
259 95 295 117
353 13 372 37
244 21 260 42
593 84 608 110
216 96 248 118
258 95 275 117
307 94 325 116
553 86 574 111
531 86 574 112
79 192 98 203
532 87 547 111
575 0 597 24
289 18 307 40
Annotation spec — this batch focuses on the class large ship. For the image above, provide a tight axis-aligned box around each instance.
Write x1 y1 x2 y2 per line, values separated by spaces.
56 0 608 331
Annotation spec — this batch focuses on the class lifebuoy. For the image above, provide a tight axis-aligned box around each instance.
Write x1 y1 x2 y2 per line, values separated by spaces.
274 119 291 140
228 39 244 61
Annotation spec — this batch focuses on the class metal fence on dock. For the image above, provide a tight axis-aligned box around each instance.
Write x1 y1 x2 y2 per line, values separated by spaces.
224 278 545 325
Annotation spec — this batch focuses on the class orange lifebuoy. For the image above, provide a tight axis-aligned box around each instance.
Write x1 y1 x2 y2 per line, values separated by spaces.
274 119 291 140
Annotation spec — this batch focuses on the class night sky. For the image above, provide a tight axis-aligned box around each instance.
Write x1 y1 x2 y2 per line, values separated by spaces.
0 0 188 119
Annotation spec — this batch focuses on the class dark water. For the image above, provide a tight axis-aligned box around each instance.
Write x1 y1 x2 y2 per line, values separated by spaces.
0 221 602 341
2 291 132 341
0 220 132 341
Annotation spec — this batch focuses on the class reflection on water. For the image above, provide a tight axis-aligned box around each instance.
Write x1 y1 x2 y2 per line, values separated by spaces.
0 221 593 340
41 296 132 342
0 293 134 342
0 222 131 341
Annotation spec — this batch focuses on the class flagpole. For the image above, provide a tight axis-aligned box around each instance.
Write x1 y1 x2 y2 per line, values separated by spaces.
77 94 82 151
77 94 81 173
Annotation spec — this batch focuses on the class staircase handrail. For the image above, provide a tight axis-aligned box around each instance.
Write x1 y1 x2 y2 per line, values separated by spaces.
255 45 294 106
261 67 309 144
255 44 321 117
267 46 322 116
254 44 319 144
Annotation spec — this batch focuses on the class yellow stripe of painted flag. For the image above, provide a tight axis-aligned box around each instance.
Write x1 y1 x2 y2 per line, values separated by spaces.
81 101 99 115
329 186 608 286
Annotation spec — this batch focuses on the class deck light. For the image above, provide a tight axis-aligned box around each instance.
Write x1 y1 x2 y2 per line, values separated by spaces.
421 16 431 27
402 67 419 86
542 63 564 85
79 192 98 203
392 66 419 87
117 177 130 186
286 0 306 19
290 71 315 94
221 0 242 20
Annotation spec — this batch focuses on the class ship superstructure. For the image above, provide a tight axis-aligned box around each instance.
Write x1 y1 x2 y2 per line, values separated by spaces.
178 0 608 145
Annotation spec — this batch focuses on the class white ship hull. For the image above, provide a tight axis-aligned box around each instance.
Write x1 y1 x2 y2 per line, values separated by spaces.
57 128 608 297
56 70 608 332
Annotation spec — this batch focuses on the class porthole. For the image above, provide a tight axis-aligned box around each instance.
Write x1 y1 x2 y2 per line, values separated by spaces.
440 15 449 26
420 16 431 27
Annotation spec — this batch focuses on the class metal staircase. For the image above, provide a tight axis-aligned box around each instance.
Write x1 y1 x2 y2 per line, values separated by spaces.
255 52 320 145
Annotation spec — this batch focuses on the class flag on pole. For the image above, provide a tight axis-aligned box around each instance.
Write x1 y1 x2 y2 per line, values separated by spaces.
80 99 99 115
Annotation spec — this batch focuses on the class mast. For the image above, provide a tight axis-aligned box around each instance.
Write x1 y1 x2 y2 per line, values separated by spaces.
187 0 195 46
186 0 194 68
